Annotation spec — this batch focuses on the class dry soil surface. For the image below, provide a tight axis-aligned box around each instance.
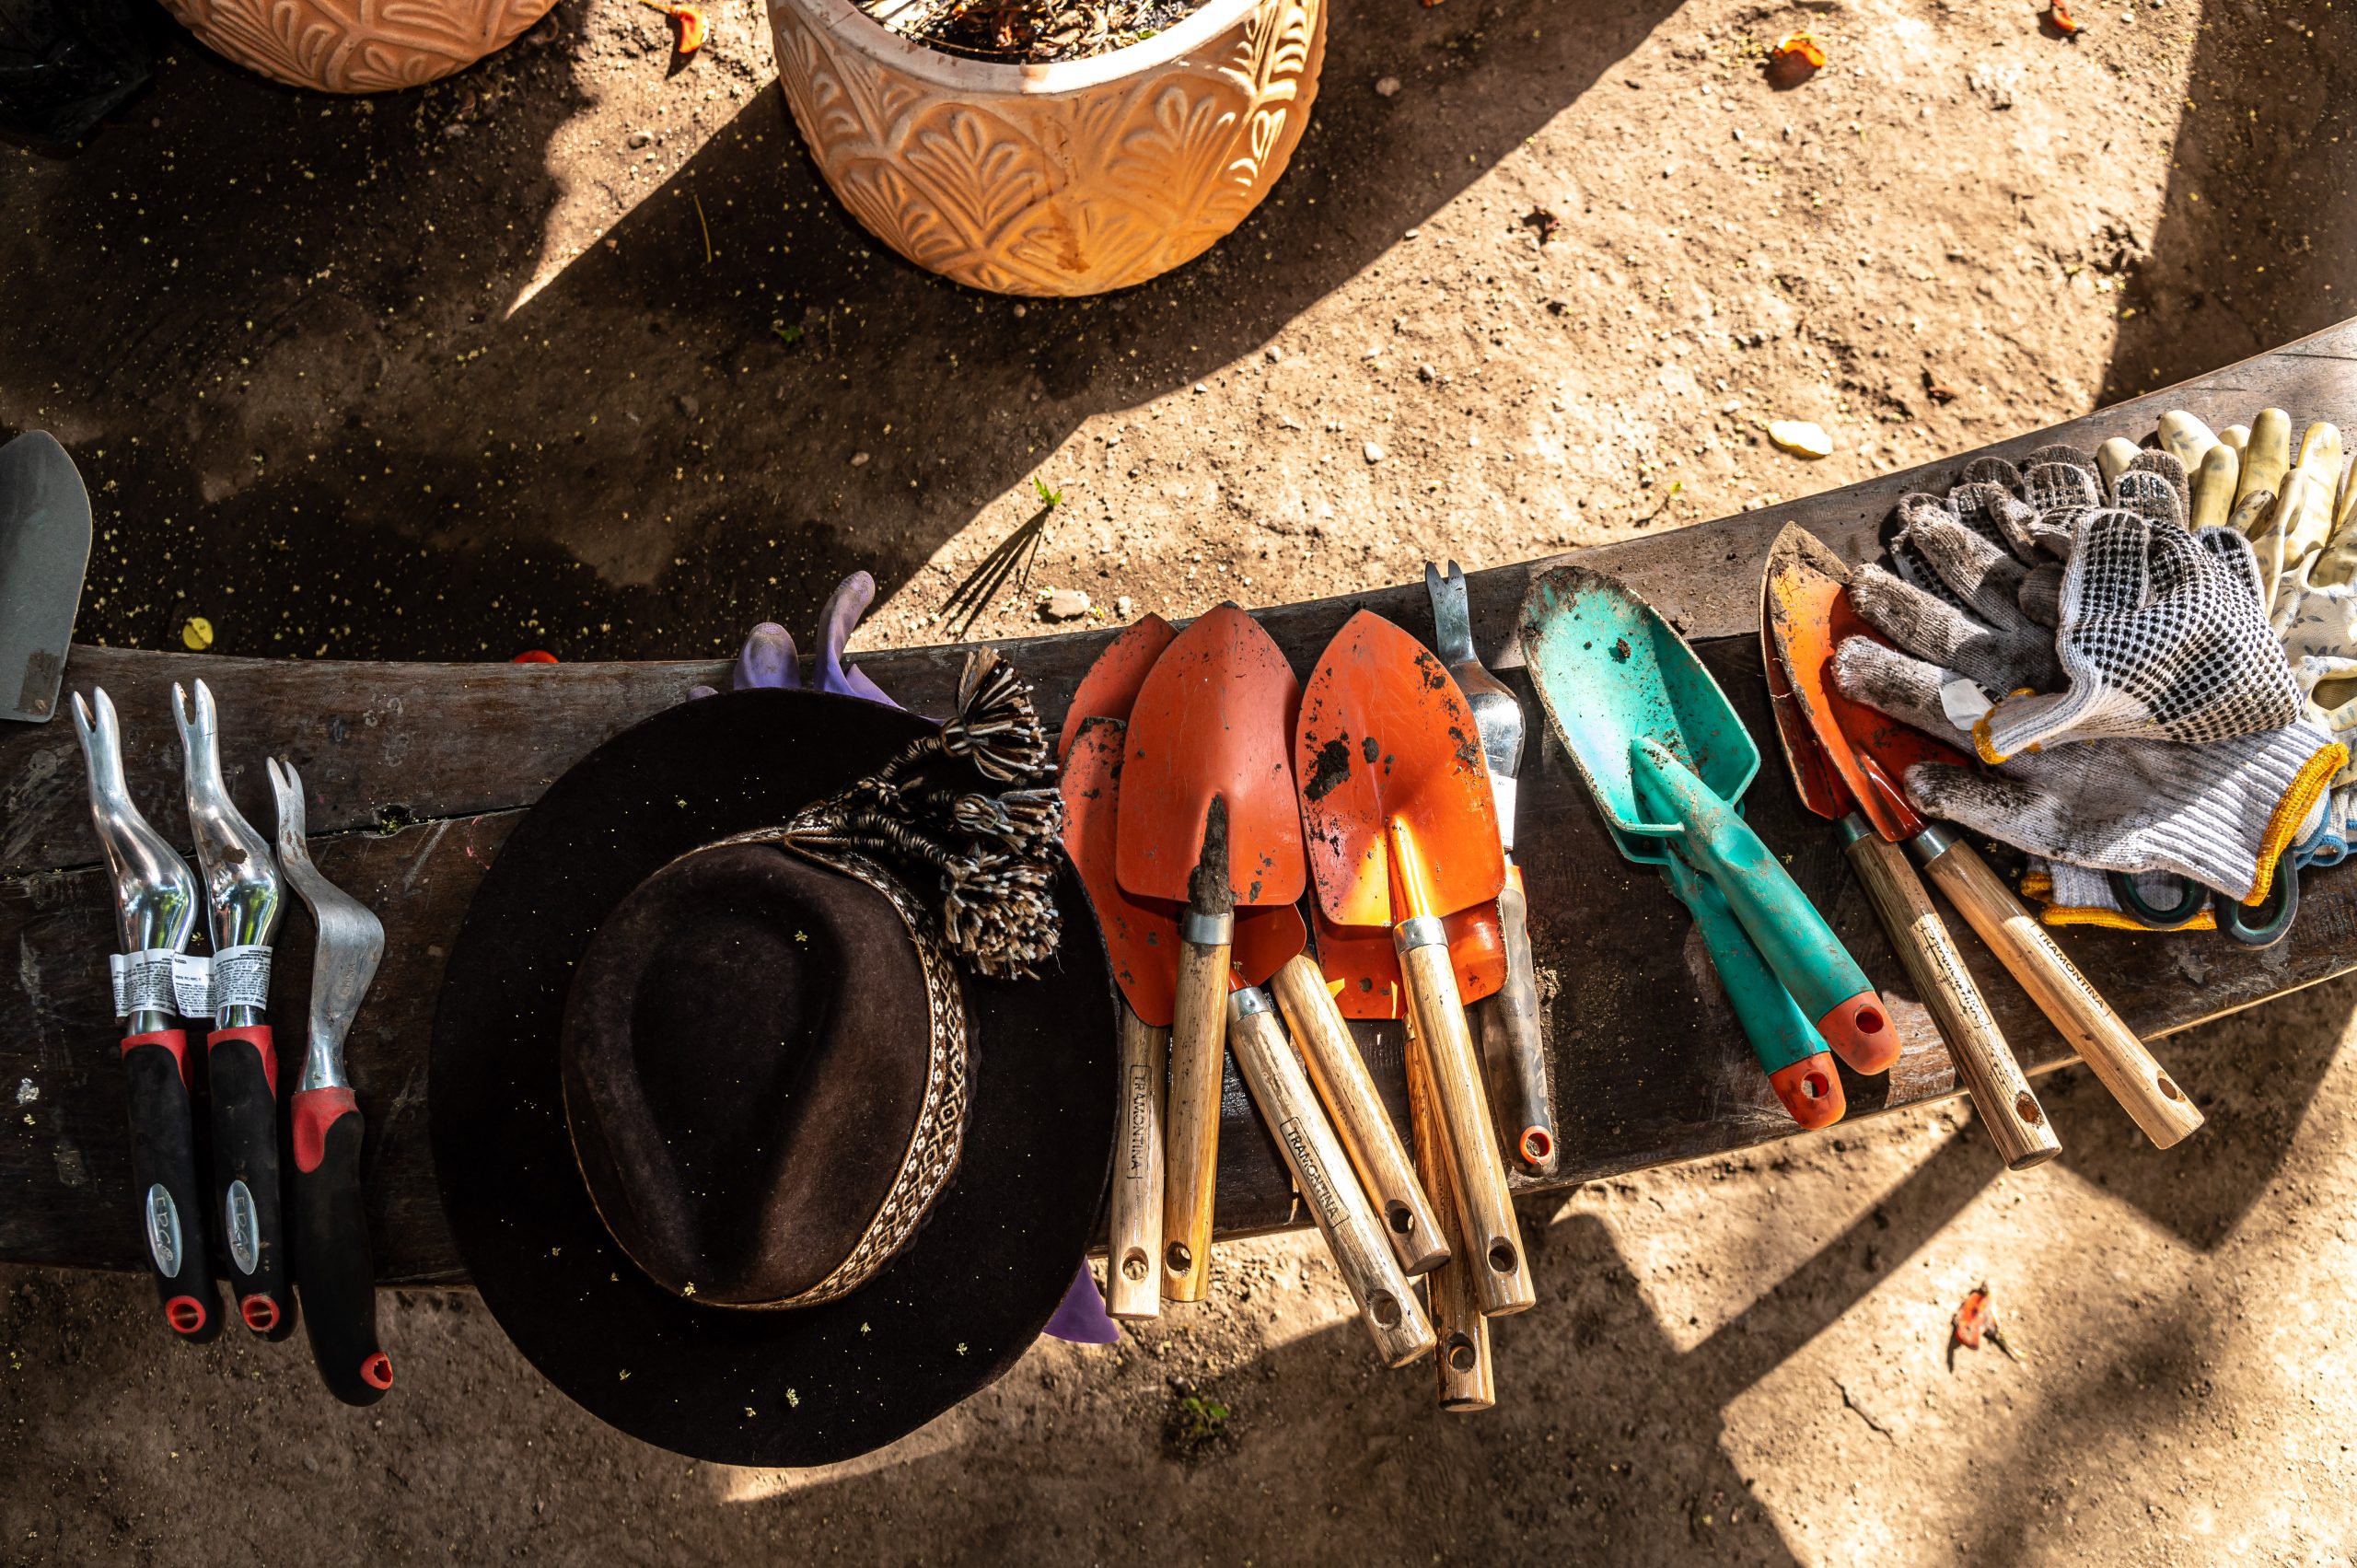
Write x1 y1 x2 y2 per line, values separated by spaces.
5 0 2357 1561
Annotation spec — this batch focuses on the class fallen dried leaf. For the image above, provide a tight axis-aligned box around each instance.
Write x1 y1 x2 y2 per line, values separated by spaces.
1771 32 1828 69
2046 0 2082 33
636 0 708 52
1950 1282 2026 1367
181 616 214 652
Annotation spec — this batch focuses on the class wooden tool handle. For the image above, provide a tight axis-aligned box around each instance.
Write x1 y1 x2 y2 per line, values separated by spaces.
1918 836 2204 1148
1161 937 1230 1303
1227 996 1435 1368
1405 1012 1493 1411
1107 1006 1167 1320
1269 955 1448 1276
1842 832 2060 1170
1399 937 1535 1316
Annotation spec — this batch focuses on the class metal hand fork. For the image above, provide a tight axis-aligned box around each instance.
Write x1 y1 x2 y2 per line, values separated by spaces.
72 686 220 1342
268 758 396 1406
1426 563 1557 1174
173 679 296 1336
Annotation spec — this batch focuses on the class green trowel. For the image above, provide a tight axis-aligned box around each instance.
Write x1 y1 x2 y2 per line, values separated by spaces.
1517 564 1897 1109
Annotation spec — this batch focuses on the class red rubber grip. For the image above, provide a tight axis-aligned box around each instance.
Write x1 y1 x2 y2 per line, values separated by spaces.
1767 1051 1847 1130
1815 990 1900 1076
121 1028 192 1090
292 1087 358 1175
208 1024 278 1097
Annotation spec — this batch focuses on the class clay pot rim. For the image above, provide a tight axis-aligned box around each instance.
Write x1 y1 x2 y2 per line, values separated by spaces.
773 0 1268 96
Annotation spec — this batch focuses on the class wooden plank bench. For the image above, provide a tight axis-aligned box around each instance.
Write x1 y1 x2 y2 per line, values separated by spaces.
5 320 2353 1286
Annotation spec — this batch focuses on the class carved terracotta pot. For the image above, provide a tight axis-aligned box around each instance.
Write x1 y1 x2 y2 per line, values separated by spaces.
768 0 1326 296
158 0 557 93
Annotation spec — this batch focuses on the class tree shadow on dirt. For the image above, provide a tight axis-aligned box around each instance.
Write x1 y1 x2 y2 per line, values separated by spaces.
2096 0 2357 402
0 0 1678 662
2076 0 2357 1252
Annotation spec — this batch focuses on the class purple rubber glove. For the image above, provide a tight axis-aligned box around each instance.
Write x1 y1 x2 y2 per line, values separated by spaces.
1042 1264 1120 1345
817 573 896 705
688 621 801 700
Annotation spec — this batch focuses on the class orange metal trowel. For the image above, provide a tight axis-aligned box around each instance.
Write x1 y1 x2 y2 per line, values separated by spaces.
1764 526 2200 1151
1295 610 1533 1318
1116 606 1308 1303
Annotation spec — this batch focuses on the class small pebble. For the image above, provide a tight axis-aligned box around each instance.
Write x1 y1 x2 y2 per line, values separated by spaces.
1115 595 1134 618
628 130 653 147
1769 421 1833 459
1364 442 1386 464
1041 588 1091 621
851 451 870 467
1375 76 1400 97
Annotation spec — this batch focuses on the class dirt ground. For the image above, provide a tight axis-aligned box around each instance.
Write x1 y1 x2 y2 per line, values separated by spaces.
6 0 2357 1561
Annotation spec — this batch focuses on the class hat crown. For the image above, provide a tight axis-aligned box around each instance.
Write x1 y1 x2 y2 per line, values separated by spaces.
561 842 967 1308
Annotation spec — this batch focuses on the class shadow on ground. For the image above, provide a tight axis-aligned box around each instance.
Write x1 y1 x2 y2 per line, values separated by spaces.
2098 0 2357 399
0 0 1676 661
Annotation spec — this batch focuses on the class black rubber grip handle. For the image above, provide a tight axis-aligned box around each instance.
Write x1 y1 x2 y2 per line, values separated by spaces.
1479 872 1559 1175
207 1025 295 1341
120 1031 223 1343
291 1087 392 1406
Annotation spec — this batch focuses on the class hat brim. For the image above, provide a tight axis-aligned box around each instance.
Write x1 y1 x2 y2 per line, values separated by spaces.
429 690 1118 1467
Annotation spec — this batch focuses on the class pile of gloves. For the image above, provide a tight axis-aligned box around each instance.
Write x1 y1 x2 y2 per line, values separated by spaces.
1832 407 2354 943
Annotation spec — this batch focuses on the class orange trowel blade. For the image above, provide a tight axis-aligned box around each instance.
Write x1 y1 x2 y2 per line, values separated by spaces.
1232 904 1308 988
1313 902 1505 1020
1061 718 1180 1026
1296 610 1505 927
1115 605 1306 908
1763 526 1974 843
1057 613 1177 760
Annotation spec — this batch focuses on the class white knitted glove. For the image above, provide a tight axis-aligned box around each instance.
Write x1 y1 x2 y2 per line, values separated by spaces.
1834 634 2341 904
1973 510 2304 761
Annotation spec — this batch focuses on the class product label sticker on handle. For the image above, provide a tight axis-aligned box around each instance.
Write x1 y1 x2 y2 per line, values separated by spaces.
170 954 214 1020
110 950 179 1019
209 946 273 1019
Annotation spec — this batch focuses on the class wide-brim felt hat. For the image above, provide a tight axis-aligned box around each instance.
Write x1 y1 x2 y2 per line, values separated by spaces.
430 688 1117 1468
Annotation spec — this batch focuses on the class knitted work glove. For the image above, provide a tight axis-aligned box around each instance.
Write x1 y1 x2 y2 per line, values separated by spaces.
1833 634 2342 904
2297 785 2354 870
1851 511 2061 697
2020 859 2217 933
1973 511 2303 761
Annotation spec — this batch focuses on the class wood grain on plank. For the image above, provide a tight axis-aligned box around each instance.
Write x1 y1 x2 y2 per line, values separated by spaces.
5 320 2355 1283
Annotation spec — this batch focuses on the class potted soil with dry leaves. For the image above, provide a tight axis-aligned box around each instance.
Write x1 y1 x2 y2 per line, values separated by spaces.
767 0 1326 296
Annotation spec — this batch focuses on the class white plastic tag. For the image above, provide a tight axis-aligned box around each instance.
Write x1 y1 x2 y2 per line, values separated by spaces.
1938 678 1992 735
209 945 273 1020
170 954 214 1020
1490 774 1519 855
109 950 179 1020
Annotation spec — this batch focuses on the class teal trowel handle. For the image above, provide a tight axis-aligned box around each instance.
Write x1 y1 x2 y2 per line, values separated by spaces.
1658 850 1844 1130
1631 738 1898 1075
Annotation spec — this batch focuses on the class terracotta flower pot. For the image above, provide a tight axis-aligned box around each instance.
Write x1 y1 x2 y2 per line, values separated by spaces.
158 0 557 93
768 0 1326 296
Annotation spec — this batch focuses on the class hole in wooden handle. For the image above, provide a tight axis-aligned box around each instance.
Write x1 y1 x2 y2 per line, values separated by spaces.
1165 1242 1193 1274
2015 1090 2042 1124
2158 1074 2183 1101
1371 1292 1402 1328
1446 1336 1479 1373
1487 1240 1517 1274
1385 1201 1412 1234
1120 1249 1149 1283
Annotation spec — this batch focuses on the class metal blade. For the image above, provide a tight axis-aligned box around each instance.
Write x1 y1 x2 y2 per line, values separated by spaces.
0 432 92 723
